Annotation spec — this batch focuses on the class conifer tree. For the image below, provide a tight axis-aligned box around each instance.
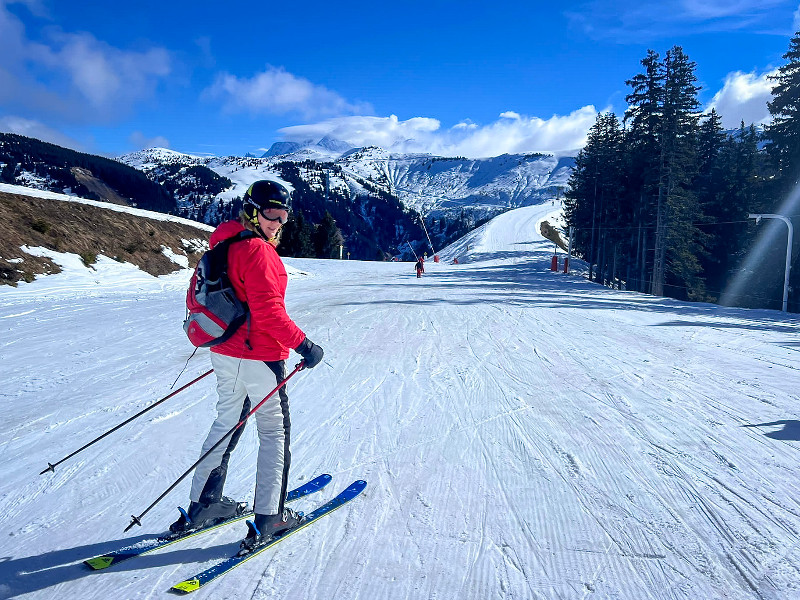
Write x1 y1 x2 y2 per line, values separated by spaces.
624 50 665 292
623 47 701 297
312 211 345 259
278 210 314 258
564 112 623 282
764 30 800 310
766 30 800 190
694 110 727 298
653 46 702 298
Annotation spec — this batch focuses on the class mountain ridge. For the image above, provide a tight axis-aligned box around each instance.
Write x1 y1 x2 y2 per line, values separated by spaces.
120 141 573 220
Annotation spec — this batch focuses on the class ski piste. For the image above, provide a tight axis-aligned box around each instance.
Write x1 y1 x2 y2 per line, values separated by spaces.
83 473 332 570
170 479 367 594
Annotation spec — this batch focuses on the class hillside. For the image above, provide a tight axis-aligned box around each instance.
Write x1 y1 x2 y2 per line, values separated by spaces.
0 184 210 286
121 144 572 223
120 149 439 261
335 146 573 216
0 133 176 213
119 143 573 258
0 134 571 263
1 200 799 599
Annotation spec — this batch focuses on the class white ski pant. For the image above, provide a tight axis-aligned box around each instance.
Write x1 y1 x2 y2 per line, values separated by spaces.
189 353 291 516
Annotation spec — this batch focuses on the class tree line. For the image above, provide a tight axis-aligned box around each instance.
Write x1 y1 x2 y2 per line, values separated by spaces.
0 133 176 213
565 33 800 311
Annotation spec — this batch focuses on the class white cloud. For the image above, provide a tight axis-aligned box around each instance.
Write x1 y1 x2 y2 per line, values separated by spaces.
704 69 775 128
0 2 171 120
278 108 599 158
205 66 372 119
0 115 83 149
30 32 171 112
566 0 789 41
678 0 782 21
452 120 478 130
129 131 170 150
279 115 440 148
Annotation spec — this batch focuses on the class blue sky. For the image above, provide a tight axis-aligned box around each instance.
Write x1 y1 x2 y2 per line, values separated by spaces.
1 0 798 158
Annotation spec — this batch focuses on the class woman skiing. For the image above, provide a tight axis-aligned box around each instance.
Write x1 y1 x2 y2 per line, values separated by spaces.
170 180 323 553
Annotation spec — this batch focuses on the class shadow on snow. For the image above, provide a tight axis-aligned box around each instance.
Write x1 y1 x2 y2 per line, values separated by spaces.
742 420 800 441
346 252 800 337
0 533 239 598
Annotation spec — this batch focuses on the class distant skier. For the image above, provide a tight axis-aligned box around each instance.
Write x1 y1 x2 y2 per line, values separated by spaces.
169 180 324 554
415 256 425 278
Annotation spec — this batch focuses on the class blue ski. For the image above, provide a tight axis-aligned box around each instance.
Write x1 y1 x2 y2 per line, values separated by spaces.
170 479 367 594
84 474 332 570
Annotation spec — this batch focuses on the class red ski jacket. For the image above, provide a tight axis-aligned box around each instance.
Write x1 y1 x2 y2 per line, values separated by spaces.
209 220 305 361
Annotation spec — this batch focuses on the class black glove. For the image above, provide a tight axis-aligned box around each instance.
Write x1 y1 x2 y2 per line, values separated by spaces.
295 337 324 369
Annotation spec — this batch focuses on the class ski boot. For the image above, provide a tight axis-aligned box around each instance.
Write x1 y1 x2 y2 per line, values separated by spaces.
238 508 305 555
169 496 247 535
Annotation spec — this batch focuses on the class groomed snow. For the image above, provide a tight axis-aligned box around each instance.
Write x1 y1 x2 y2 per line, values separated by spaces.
1 201 799 600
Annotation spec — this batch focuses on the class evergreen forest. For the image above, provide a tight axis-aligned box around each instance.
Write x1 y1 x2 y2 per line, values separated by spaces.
564 34 800 312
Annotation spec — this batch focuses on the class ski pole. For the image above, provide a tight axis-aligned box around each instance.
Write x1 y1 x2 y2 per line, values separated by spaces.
40 369 214 475
124 362 305 532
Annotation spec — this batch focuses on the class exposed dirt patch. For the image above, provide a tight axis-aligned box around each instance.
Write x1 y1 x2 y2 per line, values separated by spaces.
0 190 209 286
70 166 131 206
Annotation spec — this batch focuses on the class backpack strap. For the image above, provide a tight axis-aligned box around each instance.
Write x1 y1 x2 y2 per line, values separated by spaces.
217 229 257 248
217 229 258 350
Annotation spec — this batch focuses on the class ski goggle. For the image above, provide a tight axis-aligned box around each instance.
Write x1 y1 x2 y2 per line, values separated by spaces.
260 208 289 224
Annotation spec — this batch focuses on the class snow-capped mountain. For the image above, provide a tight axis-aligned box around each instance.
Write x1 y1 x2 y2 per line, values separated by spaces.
119 141 573 220
334 146 573 216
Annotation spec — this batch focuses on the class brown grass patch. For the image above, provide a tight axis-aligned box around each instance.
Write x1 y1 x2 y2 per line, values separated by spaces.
0 190 210 286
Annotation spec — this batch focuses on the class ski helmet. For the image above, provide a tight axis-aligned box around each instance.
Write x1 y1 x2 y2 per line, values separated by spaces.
244 180 291 212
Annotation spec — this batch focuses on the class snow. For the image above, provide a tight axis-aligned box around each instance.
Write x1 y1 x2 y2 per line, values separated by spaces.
2 202 800 599
117 146 571 219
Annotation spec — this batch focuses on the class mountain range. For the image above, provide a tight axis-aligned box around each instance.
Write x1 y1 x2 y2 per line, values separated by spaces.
119 139 573 221
1 132 572 260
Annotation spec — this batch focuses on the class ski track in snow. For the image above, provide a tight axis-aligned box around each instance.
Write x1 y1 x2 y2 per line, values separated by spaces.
1 203 800 599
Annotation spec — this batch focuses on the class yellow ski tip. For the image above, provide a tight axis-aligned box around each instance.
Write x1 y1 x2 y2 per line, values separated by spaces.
171 578 201 594
84 556 114 570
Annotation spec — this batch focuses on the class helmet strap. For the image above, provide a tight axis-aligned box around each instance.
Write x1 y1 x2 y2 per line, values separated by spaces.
244 203 259 226
244 201 277 242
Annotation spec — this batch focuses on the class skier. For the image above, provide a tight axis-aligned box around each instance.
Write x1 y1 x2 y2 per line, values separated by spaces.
415 256 425 278
169 180 324 553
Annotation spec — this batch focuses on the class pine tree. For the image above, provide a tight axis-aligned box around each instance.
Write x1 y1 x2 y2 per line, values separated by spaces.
765 30 800 190
622 47 702 297
312 211 345 259
564 112 624 283
278 210 314 258
694 110 727 299
764 30 800 310
653 46 701 298
624 50 665 293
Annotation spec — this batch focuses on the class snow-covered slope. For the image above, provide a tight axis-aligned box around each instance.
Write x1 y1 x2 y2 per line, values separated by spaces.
336 147 572 216
2 203 799 600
